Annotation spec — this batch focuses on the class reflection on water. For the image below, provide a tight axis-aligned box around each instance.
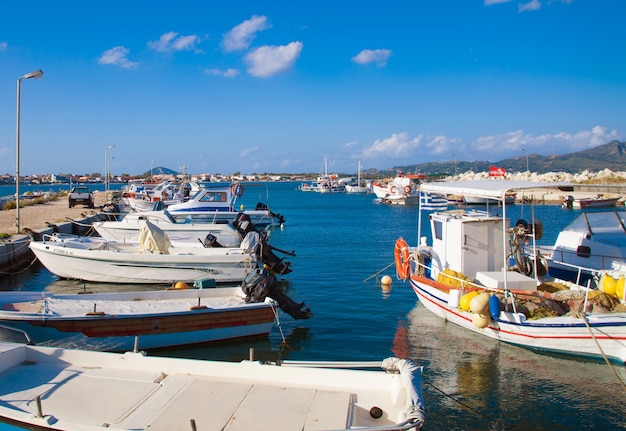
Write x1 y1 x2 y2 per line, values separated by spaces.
401 302 626 430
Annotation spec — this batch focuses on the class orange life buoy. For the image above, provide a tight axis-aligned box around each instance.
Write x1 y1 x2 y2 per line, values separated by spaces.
404 185 412 194
231 183 245 197
390 185 398 194
394 237 411 280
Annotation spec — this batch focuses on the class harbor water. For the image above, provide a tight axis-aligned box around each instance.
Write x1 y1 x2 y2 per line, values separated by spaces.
1 182 625 430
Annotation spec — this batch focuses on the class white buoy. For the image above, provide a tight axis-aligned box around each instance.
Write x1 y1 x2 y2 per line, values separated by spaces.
381 275 392 286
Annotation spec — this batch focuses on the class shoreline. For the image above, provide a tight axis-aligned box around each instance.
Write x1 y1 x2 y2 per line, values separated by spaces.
0 192 108 236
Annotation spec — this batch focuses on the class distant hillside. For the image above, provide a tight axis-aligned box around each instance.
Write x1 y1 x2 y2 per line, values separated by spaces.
379 140 626 176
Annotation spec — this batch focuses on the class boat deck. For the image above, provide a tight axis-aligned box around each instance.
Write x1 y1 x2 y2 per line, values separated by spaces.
0 344 410 431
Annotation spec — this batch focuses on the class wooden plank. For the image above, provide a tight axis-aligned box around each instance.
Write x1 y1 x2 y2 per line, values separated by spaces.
147 379 252 431
304 390 352 431
225 385 316 431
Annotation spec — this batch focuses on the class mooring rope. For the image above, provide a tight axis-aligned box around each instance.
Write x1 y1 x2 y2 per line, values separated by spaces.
578 312 626 391
362 261 395 283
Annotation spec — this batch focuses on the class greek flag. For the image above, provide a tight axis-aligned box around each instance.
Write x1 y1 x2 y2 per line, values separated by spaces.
419 192 448 211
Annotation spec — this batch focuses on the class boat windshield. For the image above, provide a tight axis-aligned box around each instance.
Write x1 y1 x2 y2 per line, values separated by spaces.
564 211 626 234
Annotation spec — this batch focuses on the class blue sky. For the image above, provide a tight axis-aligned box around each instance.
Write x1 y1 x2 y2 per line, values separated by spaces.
1 0 624 176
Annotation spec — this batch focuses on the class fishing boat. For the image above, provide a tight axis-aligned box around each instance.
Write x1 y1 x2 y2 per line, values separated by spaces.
0 342 424 431
0 269 311 351
372 173 424 205
562 194 620 209
167 183 286 228
345 161 371 194
299 155 347 193
537 210 626 287
394 180 626 364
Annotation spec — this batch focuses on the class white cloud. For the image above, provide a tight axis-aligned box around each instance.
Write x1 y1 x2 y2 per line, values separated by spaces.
356 126 622 164
244 42 303 78
97 46 138 69
240 146 261 157
484 0 512 5
519 0 542 12
148 32 202 53
0 42 7 51
205 68 240 78
471 126 620 159
223 15 271 53
352 49 392 67
361 133 423 159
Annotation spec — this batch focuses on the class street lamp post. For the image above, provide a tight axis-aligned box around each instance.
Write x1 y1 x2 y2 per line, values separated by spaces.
520 147 529 175
151 160 155 180
105 145 115 192
16 69 44 234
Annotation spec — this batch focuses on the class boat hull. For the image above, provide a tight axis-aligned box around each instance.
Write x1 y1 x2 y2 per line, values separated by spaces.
29 241 256 284
409 275 626 363
0 289 275 351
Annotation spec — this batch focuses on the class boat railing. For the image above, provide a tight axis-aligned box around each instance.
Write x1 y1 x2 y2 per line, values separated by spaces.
0 324 33 344
538 245 626 272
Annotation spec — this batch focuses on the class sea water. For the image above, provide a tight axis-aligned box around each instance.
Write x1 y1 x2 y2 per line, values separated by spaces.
1 181 625 430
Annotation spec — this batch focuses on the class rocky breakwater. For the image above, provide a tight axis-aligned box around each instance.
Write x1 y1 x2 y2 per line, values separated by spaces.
444 168 626 204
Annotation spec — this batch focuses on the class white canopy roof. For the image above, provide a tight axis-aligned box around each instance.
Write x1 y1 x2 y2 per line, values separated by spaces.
418 180 573 200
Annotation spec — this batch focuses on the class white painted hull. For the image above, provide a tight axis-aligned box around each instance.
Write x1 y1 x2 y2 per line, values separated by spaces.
29 240 256 284
409 276 626 363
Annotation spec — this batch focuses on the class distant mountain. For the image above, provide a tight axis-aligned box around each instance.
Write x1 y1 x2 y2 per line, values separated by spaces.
380 140 626 176
142 166 179 176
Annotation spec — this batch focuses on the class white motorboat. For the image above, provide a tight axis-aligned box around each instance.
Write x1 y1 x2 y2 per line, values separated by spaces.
394 180 626 364
0 342 425 431
372 173 423 205
537 210 626 287
562 194 620 209
93 209 242 246
167 183 285 228
29 223 259 284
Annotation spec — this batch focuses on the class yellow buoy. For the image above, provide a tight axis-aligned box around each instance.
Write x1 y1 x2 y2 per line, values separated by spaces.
603 275 617 296
174 281 190 290
616 275 625 300
459 291 479 311
381 275 392 286
240 204 245 210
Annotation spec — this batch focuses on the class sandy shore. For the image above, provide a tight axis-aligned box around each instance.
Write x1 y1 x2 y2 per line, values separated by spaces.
0 192 108 236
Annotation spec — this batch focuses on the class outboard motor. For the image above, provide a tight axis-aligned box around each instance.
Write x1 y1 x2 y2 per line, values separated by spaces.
201 234 223 248
233 213 293 275
255 202 286 225
242 269 312 320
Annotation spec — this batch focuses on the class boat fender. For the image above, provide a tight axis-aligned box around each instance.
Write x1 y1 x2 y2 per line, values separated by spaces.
617 275 625 300
489 295 500 320
448 289 461 308
459 291 479 311
603 274 617 296
469 292 491 315
472 313 490 329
